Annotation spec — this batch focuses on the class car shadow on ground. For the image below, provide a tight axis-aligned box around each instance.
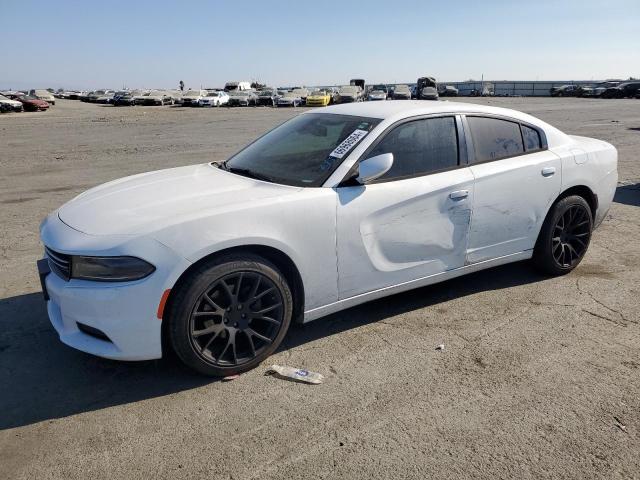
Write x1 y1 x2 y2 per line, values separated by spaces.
614 184 640 207
0 261 545 430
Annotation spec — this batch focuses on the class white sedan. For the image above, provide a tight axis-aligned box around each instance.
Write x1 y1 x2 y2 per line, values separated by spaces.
38 101 618 376
198 90 229 107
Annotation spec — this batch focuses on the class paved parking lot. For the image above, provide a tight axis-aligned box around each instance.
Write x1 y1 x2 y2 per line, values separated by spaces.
1 98 639 479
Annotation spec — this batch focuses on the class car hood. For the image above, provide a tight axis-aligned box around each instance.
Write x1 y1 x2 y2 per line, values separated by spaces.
58 164 300 236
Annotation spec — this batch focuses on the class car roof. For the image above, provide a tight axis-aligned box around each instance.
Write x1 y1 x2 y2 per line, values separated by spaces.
311 100 526 121
308 100 569 145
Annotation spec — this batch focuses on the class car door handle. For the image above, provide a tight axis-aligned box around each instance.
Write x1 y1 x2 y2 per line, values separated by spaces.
449 190 469 200
541 167 556 177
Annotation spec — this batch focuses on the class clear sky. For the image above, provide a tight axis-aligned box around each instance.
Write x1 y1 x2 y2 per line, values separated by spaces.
1 0 638 90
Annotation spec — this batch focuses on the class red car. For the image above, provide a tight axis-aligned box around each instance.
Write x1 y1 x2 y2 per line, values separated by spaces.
5 93 50 112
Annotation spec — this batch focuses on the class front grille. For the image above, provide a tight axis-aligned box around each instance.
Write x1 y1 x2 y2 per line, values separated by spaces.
45 246 71 281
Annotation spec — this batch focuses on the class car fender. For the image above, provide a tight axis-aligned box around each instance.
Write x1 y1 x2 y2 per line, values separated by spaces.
152 189 339 310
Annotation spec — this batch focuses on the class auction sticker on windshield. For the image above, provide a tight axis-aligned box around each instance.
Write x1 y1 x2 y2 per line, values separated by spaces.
329 129 369 159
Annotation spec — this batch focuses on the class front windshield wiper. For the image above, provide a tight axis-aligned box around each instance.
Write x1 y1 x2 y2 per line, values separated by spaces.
218 162 275 183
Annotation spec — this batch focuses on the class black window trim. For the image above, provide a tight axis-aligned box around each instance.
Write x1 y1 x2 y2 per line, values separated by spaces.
338 113 468 186
462 113 548 165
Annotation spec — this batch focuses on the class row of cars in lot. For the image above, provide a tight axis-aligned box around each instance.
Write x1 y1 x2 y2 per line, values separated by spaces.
4 78 638 113
0 89 55 112
550 80 640 98
50 77 445 109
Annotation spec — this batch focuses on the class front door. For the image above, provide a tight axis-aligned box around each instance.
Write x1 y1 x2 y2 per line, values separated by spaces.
335 115 474 299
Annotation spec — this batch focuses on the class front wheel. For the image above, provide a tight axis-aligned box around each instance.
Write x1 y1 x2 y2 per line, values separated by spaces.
168 254 293 376
532 195 593 275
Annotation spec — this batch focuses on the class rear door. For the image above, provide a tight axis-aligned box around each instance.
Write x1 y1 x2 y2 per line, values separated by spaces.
464 116 561 263
336 115 474 299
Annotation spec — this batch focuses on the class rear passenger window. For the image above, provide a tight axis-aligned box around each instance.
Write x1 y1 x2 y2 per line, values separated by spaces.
367 116 458 180
522 125 542 151
467 116 524 162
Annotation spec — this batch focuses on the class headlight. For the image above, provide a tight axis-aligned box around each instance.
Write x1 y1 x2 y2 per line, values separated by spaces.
71 256 155 282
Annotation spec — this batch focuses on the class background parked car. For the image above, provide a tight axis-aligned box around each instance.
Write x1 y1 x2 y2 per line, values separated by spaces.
96 91 117 104
29 89 56 105
600 81 640 99
256 88 281 106
224 81 252 92
367 84 388 101
62 90 83 100
392 84 412 100
81 90 113 103
276 91 303 107
134 90 175 106
592 81 620 97
306 89 332 107
550 84 578 97
575 85 596 97
289 88 310 105
438 85 459 97
5 93 50 111
198 90 229 107
182 89 208 106
416 76 438 100
227 90 258 107
0 93 24 112
112 90 141 106
336 85 363 103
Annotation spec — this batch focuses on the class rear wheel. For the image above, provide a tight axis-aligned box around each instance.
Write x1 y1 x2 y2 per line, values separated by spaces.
168 254 293 376
533 195 593 275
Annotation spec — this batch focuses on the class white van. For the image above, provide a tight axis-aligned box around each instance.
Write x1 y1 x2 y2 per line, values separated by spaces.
224 81 252 92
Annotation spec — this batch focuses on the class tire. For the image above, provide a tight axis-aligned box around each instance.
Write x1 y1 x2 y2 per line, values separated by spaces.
168 253 293 376
532 195 593 275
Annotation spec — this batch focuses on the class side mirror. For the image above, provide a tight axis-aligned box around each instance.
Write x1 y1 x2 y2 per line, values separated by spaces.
357 153 393 184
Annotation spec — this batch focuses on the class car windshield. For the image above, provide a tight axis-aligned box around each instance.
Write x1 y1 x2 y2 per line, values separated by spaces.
223 113 381 187
372 85 386 91
259 90 275 95
185 91 201 96
395 85 409 92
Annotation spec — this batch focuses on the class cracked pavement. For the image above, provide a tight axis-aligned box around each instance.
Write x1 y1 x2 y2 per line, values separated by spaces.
0 98 639 479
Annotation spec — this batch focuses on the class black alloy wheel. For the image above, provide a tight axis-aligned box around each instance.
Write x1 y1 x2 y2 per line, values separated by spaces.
533 195 593 275
168 254 293 376
551 204 591 268
189 271 284 367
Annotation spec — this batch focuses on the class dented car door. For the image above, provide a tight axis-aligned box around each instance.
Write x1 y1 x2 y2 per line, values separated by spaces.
335 115 473 299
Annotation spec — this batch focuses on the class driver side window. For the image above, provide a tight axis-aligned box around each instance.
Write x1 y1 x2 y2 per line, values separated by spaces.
366 116 459 181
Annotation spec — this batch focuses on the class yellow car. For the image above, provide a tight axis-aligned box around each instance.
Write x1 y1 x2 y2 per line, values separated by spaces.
305 90 332 107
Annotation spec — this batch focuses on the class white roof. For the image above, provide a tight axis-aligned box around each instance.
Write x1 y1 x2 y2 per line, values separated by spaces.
309 100 567 144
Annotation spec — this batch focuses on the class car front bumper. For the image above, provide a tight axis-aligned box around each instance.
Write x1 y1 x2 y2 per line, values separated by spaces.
39 213 191 361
